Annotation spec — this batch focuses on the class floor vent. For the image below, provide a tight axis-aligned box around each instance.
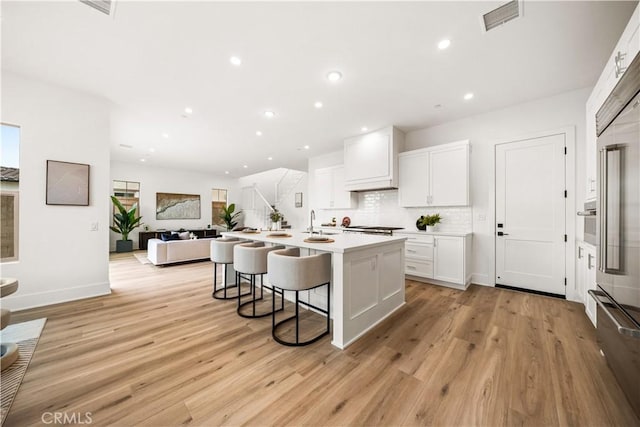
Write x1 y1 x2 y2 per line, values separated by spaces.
482 0 522 32
79 0 114 16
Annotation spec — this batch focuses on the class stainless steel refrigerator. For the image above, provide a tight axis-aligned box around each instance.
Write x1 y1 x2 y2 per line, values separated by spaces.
590 51 640 418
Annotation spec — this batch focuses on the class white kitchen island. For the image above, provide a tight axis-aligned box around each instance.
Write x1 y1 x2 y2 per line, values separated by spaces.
221 230 407 349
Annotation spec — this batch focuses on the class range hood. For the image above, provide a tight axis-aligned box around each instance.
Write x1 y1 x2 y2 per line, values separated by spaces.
343 126 404 192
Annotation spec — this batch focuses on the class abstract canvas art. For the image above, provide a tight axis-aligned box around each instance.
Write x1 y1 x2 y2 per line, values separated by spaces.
156 192 201 219
46 160 90 206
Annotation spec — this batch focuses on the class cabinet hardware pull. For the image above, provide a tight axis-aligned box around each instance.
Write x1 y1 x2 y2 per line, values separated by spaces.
588 290 640 338
588 253 594 270
578 246 583 259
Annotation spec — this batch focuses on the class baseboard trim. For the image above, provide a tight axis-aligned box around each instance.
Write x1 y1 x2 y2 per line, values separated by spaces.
6 282 111 311
495 284 566 300
471 273 490 286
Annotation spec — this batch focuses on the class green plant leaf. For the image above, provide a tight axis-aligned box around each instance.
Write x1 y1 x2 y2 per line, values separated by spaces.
110 196 143 240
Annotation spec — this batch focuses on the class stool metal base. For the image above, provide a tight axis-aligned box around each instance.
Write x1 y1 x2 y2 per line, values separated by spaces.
272 283 330 347
237 272 284 318
212 263 252 300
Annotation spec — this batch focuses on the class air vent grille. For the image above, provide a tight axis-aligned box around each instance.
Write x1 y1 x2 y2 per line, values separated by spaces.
79 0 113 16
483 0 521 31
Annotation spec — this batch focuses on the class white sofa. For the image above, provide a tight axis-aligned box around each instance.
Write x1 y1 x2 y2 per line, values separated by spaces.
147 238 216 266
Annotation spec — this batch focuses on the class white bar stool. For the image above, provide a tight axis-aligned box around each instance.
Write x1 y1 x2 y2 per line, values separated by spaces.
268 248 331 346
210 237 249 300
233 242 285 318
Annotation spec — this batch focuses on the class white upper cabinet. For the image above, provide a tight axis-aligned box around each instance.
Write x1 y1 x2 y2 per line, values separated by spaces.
344 126 404 191
398 140 470 207
429 142 469 206
314 165 357 209
398 150 429 207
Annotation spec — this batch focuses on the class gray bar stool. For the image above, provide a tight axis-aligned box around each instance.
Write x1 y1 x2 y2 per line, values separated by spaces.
268 248 331 346
233 242 285 318
210 237 249 300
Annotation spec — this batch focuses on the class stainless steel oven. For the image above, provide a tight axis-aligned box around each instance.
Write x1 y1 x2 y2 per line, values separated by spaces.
578 200 597 245
587 51 640 419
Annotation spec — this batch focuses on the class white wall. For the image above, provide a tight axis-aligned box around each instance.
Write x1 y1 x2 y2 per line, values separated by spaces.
1 72 111 310
110 161 240 250
405 87 590 290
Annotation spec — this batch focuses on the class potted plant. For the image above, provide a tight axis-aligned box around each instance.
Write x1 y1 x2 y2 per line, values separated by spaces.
418 214 441 232
109 196 143 252
269 208 283 230
220 203 242 231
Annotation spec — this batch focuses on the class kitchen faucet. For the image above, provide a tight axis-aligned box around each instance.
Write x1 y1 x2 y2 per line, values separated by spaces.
309 210 315 234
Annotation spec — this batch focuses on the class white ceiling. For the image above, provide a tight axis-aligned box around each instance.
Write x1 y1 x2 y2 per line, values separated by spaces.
1 1 636 176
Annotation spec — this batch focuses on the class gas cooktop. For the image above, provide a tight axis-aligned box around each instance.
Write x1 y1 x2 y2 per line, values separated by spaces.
343 225 404 235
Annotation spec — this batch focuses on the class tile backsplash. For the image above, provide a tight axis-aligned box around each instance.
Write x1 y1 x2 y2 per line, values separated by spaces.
318 189 472 233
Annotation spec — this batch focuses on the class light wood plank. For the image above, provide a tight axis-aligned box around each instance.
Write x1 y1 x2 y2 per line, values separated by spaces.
4 252 638 426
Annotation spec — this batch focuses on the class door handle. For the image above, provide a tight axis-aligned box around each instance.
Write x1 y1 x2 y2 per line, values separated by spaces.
497 232 509 236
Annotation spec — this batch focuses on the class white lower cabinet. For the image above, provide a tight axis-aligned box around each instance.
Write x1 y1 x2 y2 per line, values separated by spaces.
397 232 472 290
576 241 597 327
433 235 465 284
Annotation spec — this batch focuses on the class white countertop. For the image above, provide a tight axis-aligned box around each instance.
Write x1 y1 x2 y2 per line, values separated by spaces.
222 229 407 254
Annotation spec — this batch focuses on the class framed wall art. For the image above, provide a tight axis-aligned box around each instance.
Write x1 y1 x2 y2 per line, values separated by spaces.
46 160 90 206
156 192 201 219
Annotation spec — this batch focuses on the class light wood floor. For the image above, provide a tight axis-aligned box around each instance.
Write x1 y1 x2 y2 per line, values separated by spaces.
6 252 639 426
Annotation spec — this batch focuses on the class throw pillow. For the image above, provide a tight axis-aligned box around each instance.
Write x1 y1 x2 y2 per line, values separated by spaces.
160 232 172 241
178 231 190 240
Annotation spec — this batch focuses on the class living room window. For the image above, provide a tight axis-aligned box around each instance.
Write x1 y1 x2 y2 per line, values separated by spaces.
1 124 20 262
211 188 227 226
112 180 140 224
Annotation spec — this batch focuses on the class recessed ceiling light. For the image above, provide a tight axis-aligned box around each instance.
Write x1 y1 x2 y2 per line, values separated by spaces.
304 145 310 150
230 56 242 66
434 104 443 109
314 101 323 109
149 148 156 153
268 156 273 160
326 71 342 82
119 144 133 149
225 171 229 175
438 39 451 50
264 111 275 118
256 131 263 136
162 133 169 139
464 93 474 100
361 127 368 132
140 158 146 162
243 165 248 168
184 107 193 114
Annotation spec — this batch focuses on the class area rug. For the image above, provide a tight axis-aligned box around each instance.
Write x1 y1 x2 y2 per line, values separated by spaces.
133 252 151 264
0 318 47 425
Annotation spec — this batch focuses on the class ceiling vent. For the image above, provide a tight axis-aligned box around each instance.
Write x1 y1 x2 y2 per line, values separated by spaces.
79 0 115 16
482 0 522 32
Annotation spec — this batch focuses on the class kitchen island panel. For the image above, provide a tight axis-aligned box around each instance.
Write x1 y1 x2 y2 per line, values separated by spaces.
221 230 407 349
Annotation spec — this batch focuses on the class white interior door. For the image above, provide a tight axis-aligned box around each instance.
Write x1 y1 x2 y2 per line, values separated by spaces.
495 134 566 295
